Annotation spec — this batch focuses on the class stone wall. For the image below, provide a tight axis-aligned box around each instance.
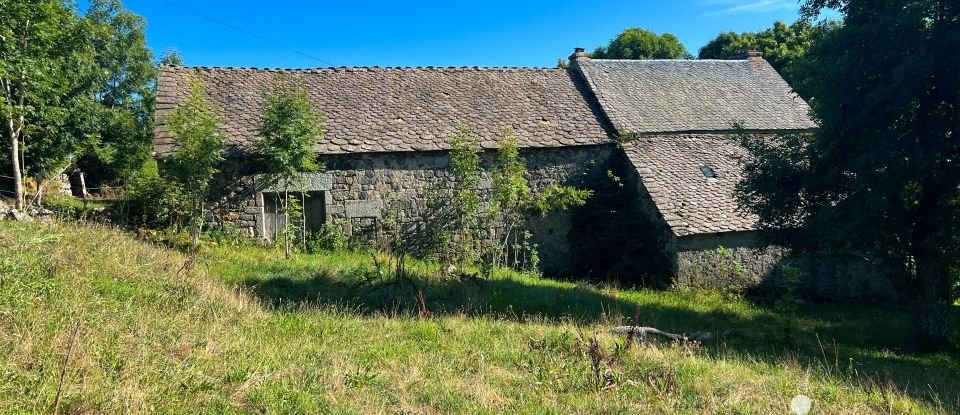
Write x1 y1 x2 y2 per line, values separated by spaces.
213 144 615 275
674 232 899 302
675 232 786 294
619 158 898 302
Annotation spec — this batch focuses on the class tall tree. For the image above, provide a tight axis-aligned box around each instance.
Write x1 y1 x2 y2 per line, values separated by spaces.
0 0 95 208
736 0 960 350
166 75 223 248
78 0 157 185
591 28 691 60
255 74 324 258
698 20 840 98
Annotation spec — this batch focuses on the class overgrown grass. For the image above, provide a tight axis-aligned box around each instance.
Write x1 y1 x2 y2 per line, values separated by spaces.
42 194 113 220
1 220 958 414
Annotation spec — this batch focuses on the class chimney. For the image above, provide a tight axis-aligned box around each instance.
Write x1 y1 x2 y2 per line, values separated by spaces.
569 47 591 64
730 49 763 60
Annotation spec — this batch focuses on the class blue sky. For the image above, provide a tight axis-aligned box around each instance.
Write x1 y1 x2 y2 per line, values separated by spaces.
92 0 827 68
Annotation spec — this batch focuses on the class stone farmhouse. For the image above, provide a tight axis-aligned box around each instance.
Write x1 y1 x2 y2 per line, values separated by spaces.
154 48 893 298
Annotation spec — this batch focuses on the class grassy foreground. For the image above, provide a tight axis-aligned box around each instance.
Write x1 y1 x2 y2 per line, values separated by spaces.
1 221 958 414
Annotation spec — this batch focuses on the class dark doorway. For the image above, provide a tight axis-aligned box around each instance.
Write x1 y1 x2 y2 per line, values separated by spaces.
262 191 326 241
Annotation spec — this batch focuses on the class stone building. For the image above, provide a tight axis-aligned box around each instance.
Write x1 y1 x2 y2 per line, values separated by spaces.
155 61 617 274
153 49 894 298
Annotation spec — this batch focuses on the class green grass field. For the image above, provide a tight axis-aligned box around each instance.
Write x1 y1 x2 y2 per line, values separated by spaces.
1 220 958 414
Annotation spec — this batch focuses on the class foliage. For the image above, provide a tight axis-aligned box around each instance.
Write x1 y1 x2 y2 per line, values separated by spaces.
254 74 324 257
491 132 529 212
159 48 184 66
203 222 247 247
775 265 806 343
488 131 530 271
0 0 99 207
0 0 156 209
735 0 960 350
591 28 691 60
442 126 485 267
122 159 185 229
255 74 324 183
0 0 156 208
278 192 304 254
422 127 590 276
306 218 353 253
2 220 958 413
697 20 840 99
165 74 223 247
75 0 157 185
485 129 591 272
43 193 111 221
373 199 413 283
528 184 592 216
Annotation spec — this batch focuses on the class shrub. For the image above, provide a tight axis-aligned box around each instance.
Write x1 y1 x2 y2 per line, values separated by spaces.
204 223 247 247
122 160 186 229
413 126 591 277
306 219 352 253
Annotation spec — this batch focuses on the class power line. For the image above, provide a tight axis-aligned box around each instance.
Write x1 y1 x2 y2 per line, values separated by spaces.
157 0 336 67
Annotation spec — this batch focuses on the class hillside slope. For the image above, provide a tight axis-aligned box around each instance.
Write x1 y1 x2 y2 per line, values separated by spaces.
0 221 957 414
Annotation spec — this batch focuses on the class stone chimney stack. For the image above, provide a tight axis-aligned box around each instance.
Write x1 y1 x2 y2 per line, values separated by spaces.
730 49 763 60
569 47 591 64
567 47 591 78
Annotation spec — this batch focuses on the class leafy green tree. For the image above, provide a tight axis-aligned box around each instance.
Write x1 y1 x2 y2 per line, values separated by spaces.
166 75 223 248
489 130 530 270
698 20 840 98
591 28 691 60
431 127 591 274
160 48 184 66
736 0 960 350
255 74 324 258
0 0 96 208
491 131 529 213
489 130 590 271
446 126 485 267
77 0 157 185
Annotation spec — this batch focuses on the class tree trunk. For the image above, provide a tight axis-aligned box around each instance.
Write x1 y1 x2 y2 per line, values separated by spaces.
191 197 202 248
283 188 290 259
7 119 24 209
300 193 306 251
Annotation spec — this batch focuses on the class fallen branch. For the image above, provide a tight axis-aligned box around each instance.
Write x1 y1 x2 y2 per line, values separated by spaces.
610 326 712 342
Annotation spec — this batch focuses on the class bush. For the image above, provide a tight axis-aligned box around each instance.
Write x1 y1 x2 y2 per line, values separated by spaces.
306 219 352 253
122 160 186 229
204 223 247 247
416 127 591 276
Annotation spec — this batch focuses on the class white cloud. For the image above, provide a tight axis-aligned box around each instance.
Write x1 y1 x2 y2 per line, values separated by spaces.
701 0 797 16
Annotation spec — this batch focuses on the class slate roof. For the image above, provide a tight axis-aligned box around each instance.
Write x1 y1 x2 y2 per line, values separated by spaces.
575 59 816 134
623 134 757 237
154 65 613 158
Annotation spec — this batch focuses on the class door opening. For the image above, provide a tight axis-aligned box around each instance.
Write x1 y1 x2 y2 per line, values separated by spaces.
262 191 326 241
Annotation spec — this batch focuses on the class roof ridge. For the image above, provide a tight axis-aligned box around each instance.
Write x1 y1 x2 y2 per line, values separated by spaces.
159 64 560 72
587 59 748 63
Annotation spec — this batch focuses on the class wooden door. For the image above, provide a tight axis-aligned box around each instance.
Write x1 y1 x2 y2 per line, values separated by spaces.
303 191 326 233
262 191 326 240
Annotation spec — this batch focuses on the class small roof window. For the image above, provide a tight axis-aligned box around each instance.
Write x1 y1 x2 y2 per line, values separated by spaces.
700 165 718 180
